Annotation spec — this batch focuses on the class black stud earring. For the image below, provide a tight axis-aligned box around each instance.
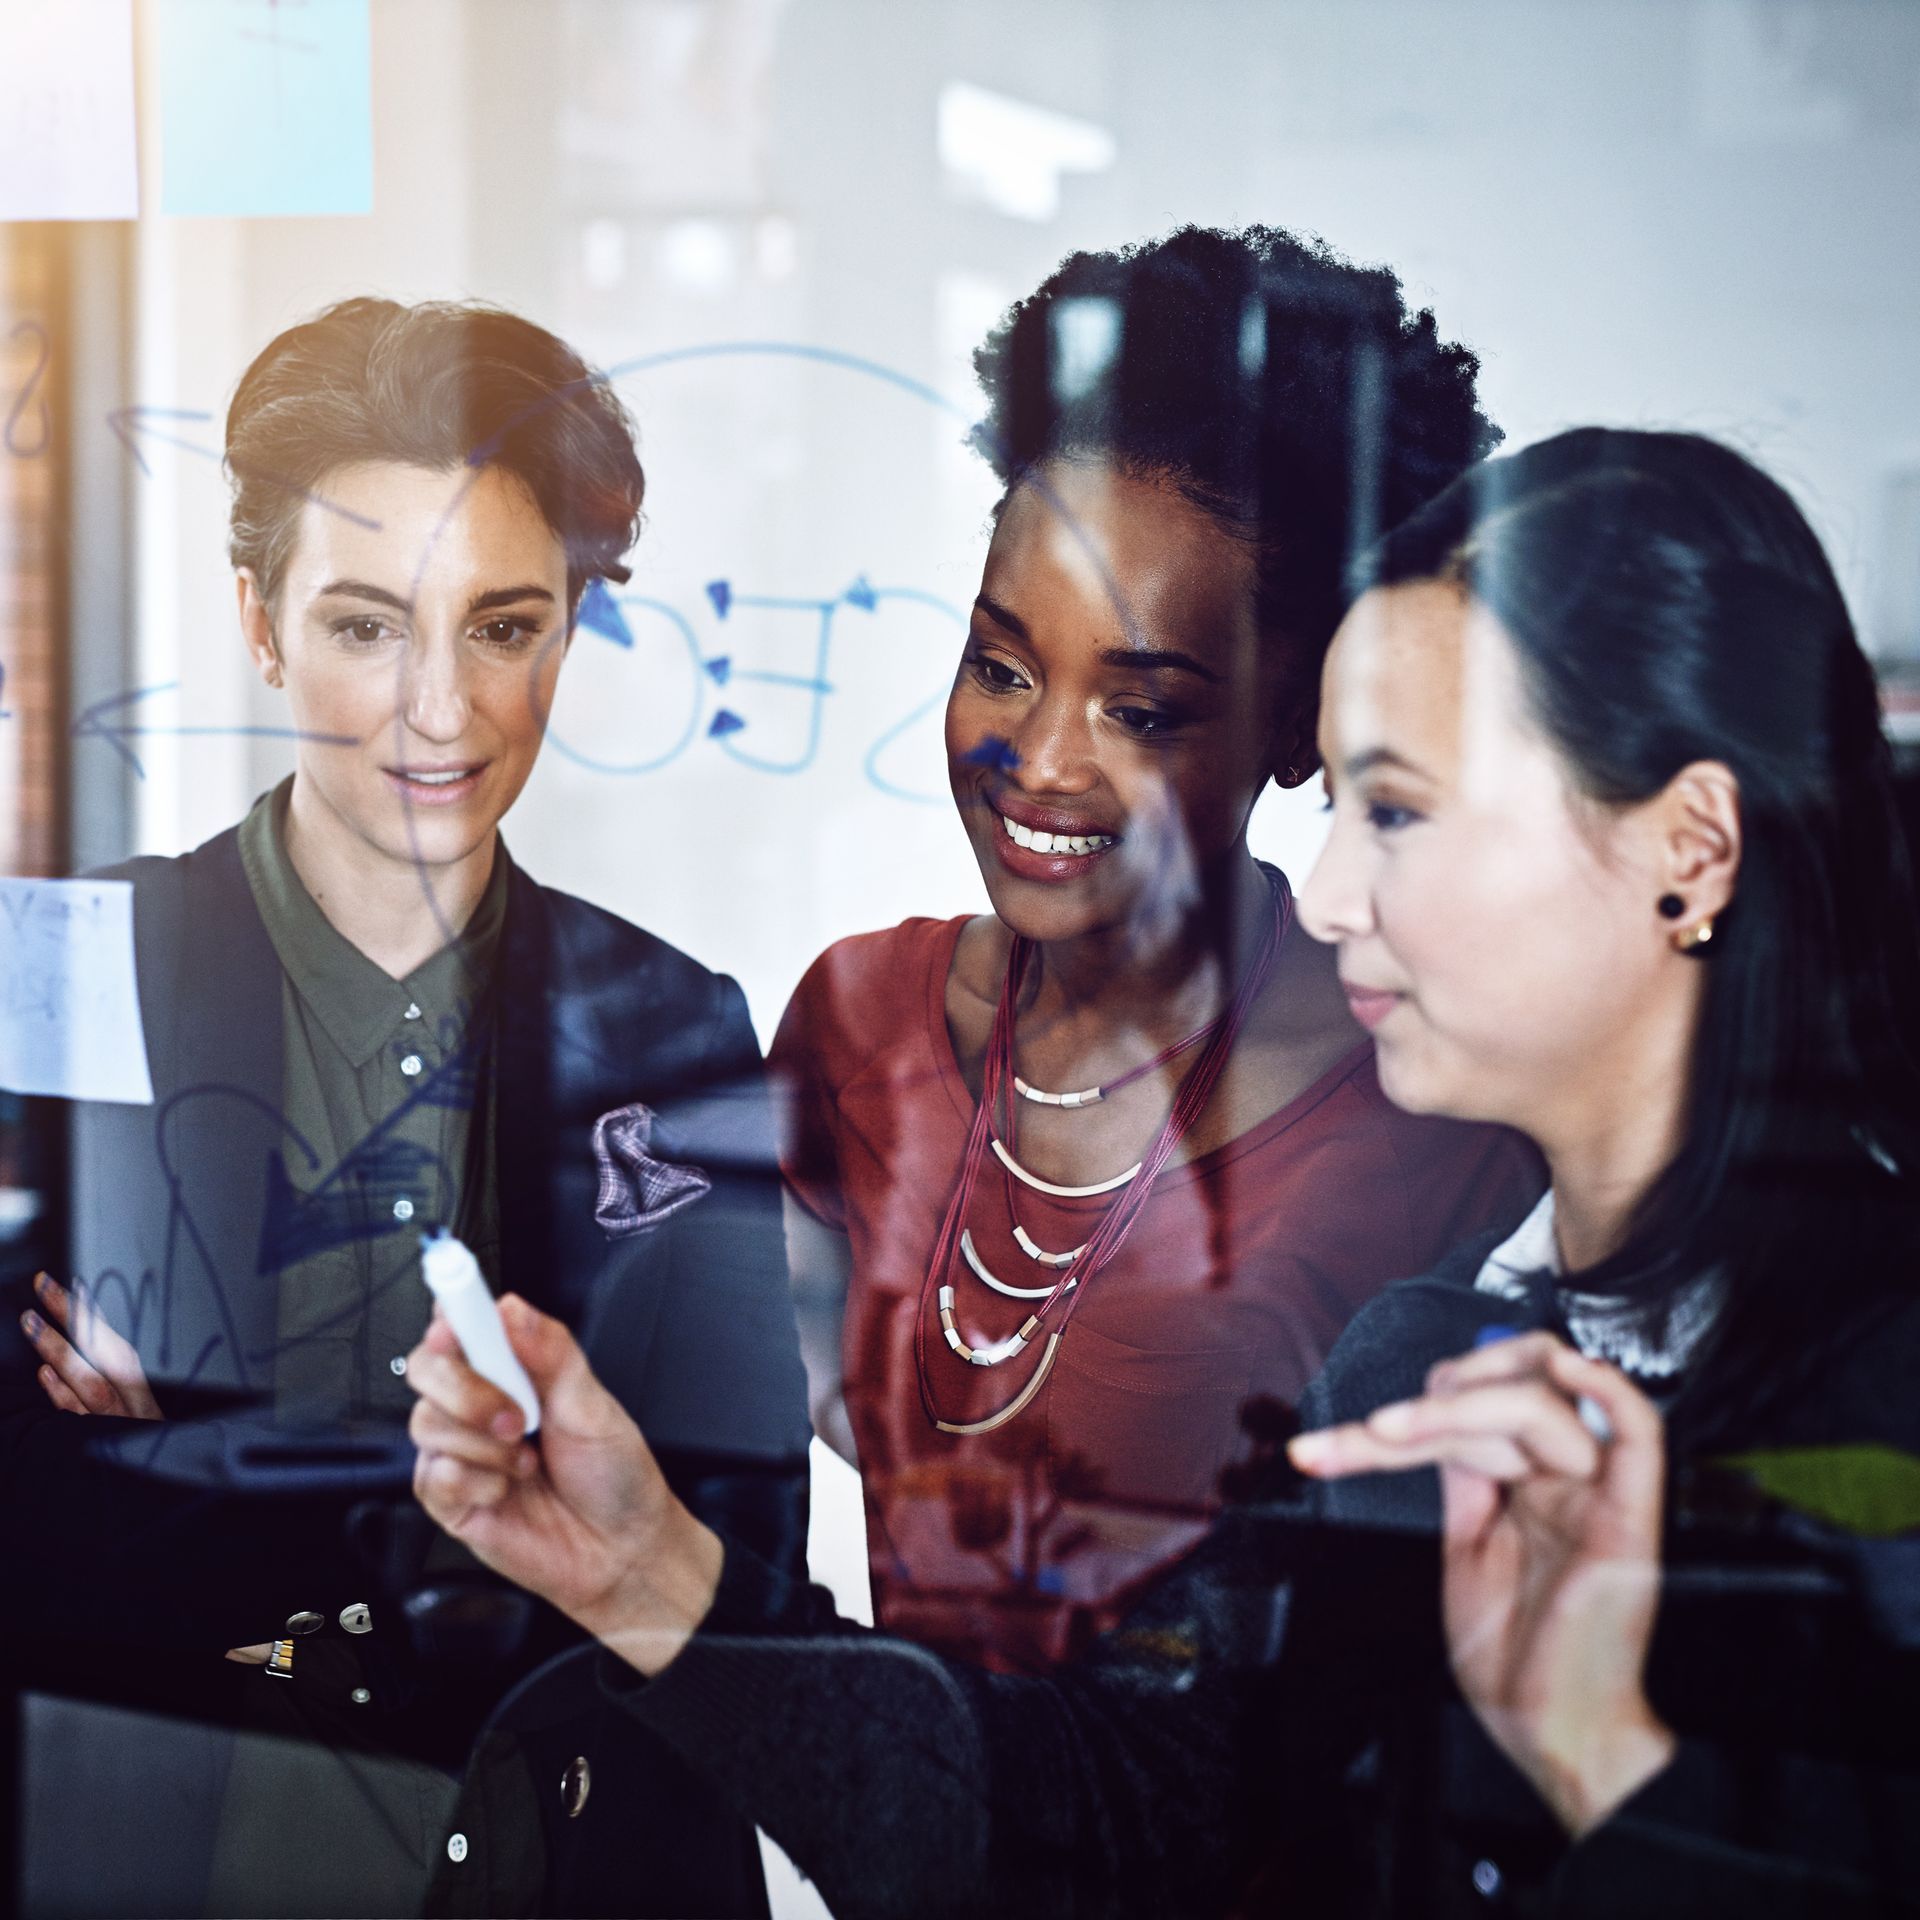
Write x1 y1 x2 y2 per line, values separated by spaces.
1657 894 1685 920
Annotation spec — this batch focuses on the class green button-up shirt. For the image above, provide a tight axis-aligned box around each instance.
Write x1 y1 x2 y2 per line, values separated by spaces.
238 779 506 1423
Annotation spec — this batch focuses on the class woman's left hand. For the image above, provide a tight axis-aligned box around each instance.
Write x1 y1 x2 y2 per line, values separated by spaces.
21 1272 162 1421
21 1272 280 1662
1289 1331 1675 1837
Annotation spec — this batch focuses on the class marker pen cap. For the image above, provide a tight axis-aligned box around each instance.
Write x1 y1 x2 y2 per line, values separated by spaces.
419 1230 541 1434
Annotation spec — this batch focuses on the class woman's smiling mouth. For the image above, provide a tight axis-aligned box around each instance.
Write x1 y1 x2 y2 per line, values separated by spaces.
988 798 1122 881
382 761 490 805
998 811 1116 857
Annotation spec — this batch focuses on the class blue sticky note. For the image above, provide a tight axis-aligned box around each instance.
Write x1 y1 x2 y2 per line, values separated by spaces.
157 0 373 218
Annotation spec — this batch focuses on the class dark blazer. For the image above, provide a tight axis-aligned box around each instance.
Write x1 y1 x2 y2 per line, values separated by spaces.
609 1239 1920 1919
0 822 809 1914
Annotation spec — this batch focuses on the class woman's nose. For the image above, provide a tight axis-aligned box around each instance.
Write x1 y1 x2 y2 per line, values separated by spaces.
1297 812 1374 945
1009 694 1097 794
402 639 473 743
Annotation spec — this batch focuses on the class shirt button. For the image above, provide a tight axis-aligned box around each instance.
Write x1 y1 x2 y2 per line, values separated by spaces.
400 1053 423 1077
285 1611 324 1636
389 1354 408 1377
561 1755 592 1819
392 1197 415 1223
404 1003 422 1021
350 1686 372 1705
1472 1859 1502 1899
446 1834 469 1865
340 1602 373 1635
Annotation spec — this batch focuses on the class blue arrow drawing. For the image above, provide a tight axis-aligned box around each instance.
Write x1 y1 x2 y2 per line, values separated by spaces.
576 577 634 646
105 406 216 477
694 586 842 772
107 406 381 528
71 682 361 781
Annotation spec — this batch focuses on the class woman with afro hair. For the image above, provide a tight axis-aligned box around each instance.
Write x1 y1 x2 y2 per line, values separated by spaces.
765 225 1541 1674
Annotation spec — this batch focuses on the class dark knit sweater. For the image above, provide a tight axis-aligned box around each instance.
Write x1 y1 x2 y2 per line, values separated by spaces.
610 1239 1920 1918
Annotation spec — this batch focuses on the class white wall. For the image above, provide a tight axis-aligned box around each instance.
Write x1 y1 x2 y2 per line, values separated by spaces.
116 0 1920 1037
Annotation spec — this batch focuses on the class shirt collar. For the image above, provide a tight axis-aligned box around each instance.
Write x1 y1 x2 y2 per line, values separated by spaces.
1474 1189 1560 1299
1472 1186 1721 1380
239 778 511 1068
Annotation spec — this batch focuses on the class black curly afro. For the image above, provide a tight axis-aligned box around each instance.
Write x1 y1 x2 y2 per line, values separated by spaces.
971 224 1501 670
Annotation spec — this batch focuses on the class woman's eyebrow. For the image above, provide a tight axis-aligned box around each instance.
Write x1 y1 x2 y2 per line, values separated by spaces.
974 593 1223 682
1096 645 1223 683
468 584 556 614
1343 746 1431 781
972 592 1028 640
309 580 557 615
314 578 410 611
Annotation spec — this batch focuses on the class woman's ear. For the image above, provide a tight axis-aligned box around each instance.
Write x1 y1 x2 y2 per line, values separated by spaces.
1657 760 1742 921
1269 702 1322 791
236 570 284 689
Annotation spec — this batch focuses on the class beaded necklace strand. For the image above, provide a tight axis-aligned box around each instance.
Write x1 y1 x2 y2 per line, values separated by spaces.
1011 1023 1209 1107
914 870 1294 1434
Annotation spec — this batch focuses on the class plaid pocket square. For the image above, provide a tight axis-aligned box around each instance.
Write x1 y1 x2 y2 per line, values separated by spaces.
592 1102 713 1237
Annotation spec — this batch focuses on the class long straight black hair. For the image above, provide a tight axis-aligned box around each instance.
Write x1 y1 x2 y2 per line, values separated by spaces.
1367 427 1920 1438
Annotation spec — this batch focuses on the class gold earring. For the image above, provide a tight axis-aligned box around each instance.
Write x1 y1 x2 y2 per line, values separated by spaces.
1673 916 1716 954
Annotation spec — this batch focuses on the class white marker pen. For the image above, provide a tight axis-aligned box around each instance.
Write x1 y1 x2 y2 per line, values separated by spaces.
419 1230 540 1434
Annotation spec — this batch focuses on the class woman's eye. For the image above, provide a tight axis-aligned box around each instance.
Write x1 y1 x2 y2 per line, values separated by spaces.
334 616 391 646
967 649 1029 693
475 618 536 648
1365 800 1422 832
1111 704 1182 740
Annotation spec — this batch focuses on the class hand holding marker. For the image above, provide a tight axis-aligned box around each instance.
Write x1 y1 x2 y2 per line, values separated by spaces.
1474 1323 1615 1444
419 1230 541 1434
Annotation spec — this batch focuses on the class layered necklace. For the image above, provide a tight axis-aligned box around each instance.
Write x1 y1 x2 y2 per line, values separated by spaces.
913 869 1294 1435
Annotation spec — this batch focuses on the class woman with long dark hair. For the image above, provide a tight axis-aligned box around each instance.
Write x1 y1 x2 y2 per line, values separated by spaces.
406 426 1920 1916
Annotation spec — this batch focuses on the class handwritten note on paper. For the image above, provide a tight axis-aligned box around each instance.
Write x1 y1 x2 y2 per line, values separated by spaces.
0 0 139 222
157 0 373 218
0 880 152 1106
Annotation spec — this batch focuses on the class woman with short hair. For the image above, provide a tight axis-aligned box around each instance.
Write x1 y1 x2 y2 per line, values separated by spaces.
10 297 808 1919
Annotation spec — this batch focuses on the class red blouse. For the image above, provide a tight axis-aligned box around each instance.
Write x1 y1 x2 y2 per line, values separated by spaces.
771 916 1540 1674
